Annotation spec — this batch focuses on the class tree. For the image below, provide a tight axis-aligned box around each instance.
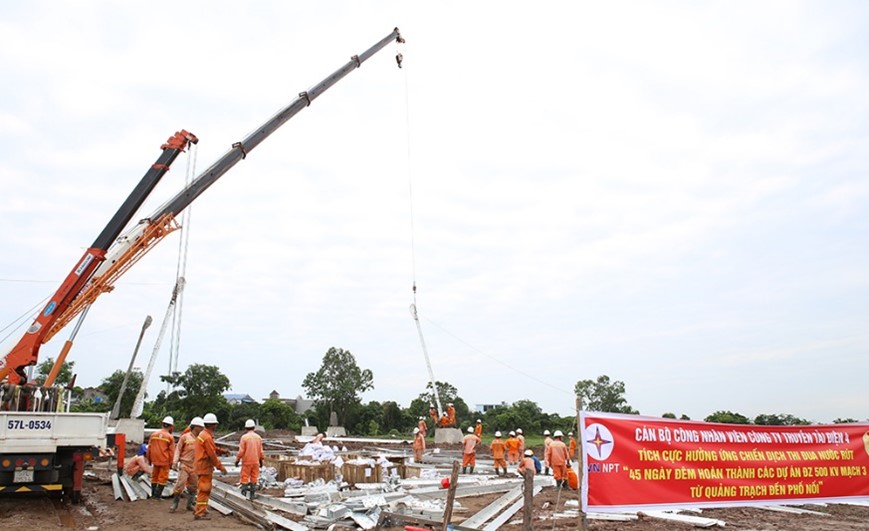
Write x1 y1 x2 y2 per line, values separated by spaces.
99 369 144 418
574 375 639 414
418 381 458 411
754 413 809 426
34 357 75 387
302 347 373 427
705 410 751 424
157 364 231 425
258 399 300 431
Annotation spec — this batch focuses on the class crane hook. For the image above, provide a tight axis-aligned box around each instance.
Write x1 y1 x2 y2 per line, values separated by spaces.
395 53 403 69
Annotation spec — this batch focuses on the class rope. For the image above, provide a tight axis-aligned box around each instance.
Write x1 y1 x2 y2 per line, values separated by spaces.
167 142 197 389
401 43 444 418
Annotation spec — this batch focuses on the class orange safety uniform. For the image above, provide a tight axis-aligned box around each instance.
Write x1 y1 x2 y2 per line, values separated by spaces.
147 427 175 487
474 422 482 438
490 437 507 471
194 429 225 518
518 455 536 477
569 435 577 459
461 433 481 467
236 430 265 486
172 428 198 496
429 408 439 427
439 404 457 427
418 418 428 438
413 432 426 462
517 433 525 456
543 435 553 471
505 436 520 465
124 454 152 477
544 439 571 482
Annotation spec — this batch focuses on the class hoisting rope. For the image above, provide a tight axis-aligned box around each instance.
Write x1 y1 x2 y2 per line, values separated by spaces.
401 41 444 419
166 141 197 390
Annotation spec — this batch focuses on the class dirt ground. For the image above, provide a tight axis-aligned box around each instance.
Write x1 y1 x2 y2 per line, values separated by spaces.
1 475 868 530
0 433 867 530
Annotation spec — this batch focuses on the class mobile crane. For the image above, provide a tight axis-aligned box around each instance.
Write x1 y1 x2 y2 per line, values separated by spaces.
0 28 404 502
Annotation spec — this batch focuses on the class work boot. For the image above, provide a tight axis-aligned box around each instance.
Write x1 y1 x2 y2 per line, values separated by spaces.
193 513 211 520
462 467 467 474
469 466 475 474
150 483 158 498
170 493 181 512
248 483 256 501
155 484 165 500
186 489 196 511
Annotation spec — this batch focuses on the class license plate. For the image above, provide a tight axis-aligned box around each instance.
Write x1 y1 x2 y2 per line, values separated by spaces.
13 469 34 483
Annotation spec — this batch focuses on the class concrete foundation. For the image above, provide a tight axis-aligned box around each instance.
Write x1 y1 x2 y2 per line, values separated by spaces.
326 426 346 437
110 418 146 444
301 426 319 436
434 427 463 445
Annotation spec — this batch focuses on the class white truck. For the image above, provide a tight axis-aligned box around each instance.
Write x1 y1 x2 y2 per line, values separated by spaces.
0 403 108 502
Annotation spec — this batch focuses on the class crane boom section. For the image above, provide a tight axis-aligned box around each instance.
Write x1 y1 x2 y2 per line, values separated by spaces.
151 28 404 221
0 132 197 384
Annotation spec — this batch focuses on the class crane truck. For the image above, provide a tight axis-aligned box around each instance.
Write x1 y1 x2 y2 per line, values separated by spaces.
0 28 404 502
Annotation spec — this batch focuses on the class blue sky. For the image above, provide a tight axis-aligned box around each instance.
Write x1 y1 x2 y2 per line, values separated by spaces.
1 1 867 424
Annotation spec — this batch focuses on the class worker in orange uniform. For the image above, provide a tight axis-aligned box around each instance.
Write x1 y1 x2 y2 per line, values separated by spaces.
235 419 264 500
417 416 428 438
193 413 227 521
517 449 537 477
147 416 176 500
429 406 439 427
545 430 571 488
170 417 201 512
439 403 457 427
124 444 152 480
412 427 425 462
461 426 481 474
489 431 507 475
505 431 520 465
474 419 483 438
542 429 553 475
568 432 577 459
516 428 525 457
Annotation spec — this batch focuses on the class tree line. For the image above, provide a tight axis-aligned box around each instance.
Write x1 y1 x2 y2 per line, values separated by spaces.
42 348 862 433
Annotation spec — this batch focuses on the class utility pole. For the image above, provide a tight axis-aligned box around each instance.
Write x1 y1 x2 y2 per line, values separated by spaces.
110 315 152 420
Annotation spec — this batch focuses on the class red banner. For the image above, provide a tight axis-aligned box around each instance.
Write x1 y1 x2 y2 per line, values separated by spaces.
580 412 869 512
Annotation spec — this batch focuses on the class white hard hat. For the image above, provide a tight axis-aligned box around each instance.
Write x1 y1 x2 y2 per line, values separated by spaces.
554 430 563 437
516 428 523 434
203 413 219 424
467 426 474 433
413 427 420 434
543 429 550 436
509 431 516 436
245 419 256 428
162 416 174 426
190 417 205 428
525 449 533 456
419 416 424 420
568 432 574 436
495 431 502 437
476 419 481 423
